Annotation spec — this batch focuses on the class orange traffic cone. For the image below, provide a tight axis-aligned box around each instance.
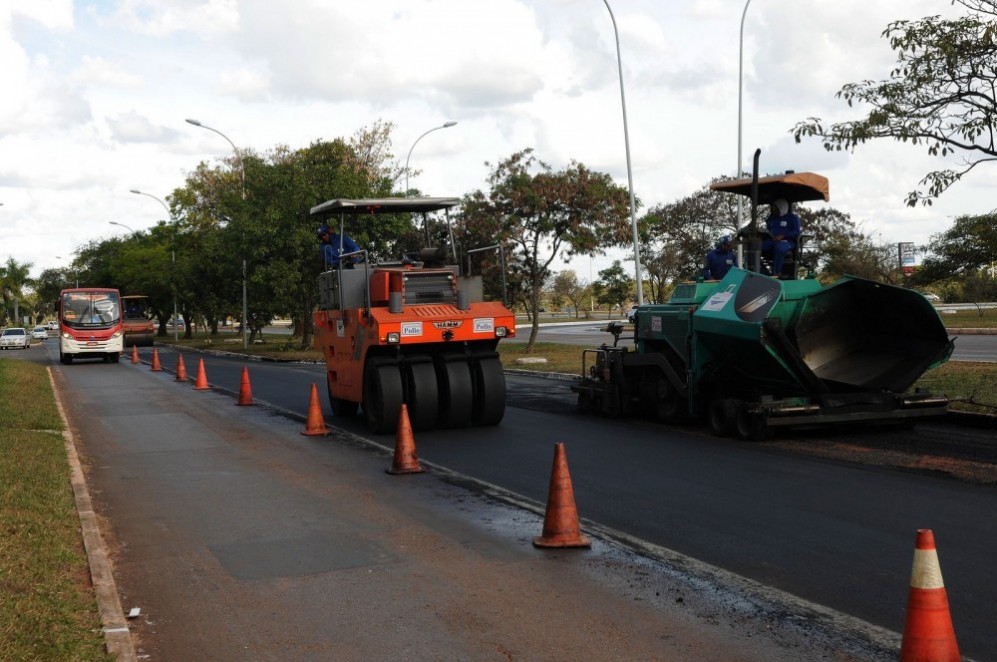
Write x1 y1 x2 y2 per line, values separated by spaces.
192 358 210 390
533 442 591 548
175 354 187 382
900 529 960 661
236 366 253 406
386 405 425 475
300 383 327 436
150 348 162 371
131 345 139 364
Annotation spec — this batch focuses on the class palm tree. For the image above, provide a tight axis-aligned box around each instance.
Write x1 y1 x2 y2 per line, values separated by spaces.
0 257 35 326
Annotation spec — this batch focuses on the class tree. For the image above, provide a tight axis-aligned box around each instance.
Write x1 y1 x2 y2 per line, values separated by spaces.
33 268 67 320
914 211 997 295
592 260 634 318
0 257 35 326
793 1 997 206
549 270 586 318
171 129 404 347
462 149 632 350
819 232 901 283
639 181 739 295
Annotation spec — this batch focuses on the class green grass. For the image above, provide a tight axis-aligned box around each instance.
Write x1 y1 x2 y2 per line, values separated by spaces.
937 307 997 329
0 360 111 662
498 342 585 375
914 361 997 414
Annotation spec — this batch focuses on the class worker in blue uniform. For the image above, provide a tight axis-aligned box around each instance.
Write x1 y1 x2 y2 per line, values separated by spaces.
763 198 801 277
704 235 736 280
318 223 361 268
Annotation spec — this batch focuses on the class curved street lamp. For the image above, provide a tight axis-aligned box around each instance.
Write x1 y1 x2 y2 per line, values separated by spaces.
185 117 249 348
109 221 136 234
737 0 753 231
130 189 179 342
185 118 246 200
405 121 457 195
601 0 643 306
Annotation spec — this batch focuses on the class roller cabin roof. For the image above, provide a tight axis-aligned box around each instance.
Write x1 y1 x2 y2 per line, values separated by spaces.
310 197 461 217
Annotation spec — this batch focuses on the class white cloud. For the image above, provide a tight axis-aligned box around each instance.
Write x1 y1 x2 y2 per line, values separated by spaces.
95 0 239 38
6 0 74 30
71 55 143 87
107 111 180 143
1 0 992 278
216 66 271 101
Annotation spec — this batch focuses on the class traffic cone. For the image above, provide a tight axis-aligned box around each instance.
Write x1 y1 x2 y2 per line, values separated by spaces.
900 529 960 661
385 405 425 475
130 345 139 364
150 348 162 371
236 366 253 406
192 358 210 390
533 442 591 548
300 383 327 436
175 354 187 382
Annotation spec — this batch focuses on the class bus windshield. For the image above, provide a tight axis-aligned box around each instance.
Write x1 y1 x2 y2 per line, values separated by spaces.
61 290 122 329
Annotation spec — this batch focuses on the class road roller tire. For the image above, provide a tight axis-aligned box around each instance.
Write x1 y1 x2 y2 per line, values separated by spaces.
436 359 473 428
363 362 403 434
471 356 505 426
404 358 439 431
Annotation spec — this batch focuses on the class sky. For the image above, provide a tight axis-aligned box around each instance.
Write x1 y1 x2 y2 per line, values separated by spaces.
1 0 988 283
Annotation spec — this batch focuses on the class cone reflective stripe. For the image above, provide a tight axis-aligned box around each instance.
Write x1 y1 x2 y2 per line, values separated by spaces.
192 358 210 390
236 366 253 406
533 442 591 548
301 383 328 436
150 348 162 371
175 354 187 382
130 345 139 364
386 404 424 475
900 529 960 662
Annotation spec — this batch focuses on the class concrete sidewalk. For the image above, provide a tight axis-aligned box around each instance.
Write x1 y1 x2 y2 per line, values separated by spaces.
54 359 896 661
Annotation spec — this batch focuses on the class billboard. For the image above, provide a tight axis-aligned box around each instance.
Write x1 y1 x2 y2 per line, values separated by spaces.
898 242 916 269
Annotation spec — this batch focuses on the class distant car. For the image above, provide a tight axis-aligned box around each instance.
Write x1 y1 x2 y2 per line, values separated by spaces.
0 327 30 349
626 305 639 324
31 326 48 340
921 293 942 302
46 320 59 330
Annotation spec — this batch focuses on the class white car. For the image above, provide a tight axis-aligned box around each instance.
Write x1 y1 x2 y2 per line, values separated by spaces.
46 320 59 330
0 327 30 349
626 305 639 324
31 326 49 340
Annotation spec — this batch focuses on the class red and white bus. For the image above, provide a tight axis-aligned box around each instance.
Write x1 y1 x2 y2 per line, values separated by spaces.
58 287 125 364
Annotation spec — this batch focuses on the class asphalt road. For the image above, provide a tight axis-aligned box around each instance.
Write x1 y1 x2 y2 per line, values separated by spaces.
13 336 996 658
12 342 896 660
27 340 993 659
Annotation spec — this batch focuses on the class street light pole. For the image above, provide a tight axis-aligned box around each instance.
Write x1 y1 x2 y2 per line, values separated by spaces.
601 0 643 306
405 121 457 195
186 118 248 349
109 221 136 234
737 0 753 231
130 189 179 342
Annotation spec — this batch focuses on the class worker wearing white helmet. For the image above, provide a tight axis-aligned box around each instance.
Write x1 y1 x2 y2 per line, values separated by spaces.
763 198 801 277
